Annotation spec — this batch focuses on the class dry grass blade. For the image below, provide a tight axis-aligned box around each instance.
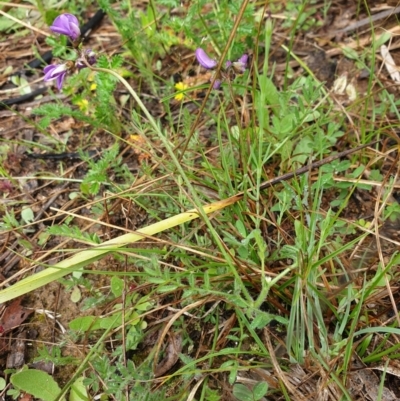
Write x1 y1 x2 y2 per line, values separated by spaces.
263 328 308 401
0 9 49 37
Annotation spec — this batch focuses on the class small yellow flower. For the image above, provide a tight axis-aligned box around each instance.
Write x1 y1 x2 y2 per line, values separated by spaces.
174 82 188 101
75 98 89 112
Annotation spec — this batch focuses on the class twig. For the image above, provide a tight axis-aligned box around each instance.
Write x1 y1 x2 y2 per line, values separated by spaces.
335 6 400 34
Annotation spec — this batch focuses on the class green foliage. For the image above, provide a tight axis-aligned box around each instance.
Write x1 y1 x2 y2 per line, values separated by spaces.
98 0 160 91
84 355 169 400
10 369 63 401
70 377 89 401
233 382 268 401
47 224 101 244
45 35 75 60
33 103 98 130
93 55 122 130
1 209 19 230
282 1 322 31
34 346 79 366
80 143 121 195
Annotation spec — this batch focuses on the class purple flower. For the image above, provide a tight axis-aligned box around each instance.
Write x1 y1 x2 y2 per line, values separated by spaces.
195 48 248 90
213 79 222 89
50 13 80 41
76 49 97 69
233 54 248 73
43 63 68 90
195 48 217 69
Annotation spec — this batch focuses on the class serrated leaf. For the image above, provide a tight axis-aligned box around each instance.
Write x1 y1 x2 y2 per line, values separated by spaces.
110 54 124 69
11 369 63 401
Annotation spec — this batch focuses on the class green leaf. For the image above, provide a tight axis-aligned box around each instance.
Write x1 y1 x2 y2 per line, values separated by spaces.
70 376 89 401
111 276 124 297
253 382 268 400
259 76 281 116
300 109 320 122
232 383 253 401
69 316 98 332
11 369 63 401
373 31 392 51
342 47 359 60
235 220 247 238
292 136 313 165
228 361 238 385
350 165 365 178
10 75 32 96
279 114 296 134
229 295 248 308
157 284 179 293
70 286 82 303
99 313 123 329
21 207 34 224
250 311 275 330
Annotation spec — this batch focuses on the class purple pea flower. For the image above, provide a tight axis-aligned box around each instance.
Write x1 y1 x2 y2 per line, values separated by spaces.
76 49 97 69
195 48 248 89
50 13 81 41
233 54 248 73
43 63 69 90
195 48 218 69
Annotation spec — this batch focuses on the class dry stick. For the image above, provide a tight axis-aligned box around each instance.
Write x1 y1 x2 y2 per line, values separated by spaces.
239 140 379 200
153 299 207 378
335 6 400 34
263 328 308 400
